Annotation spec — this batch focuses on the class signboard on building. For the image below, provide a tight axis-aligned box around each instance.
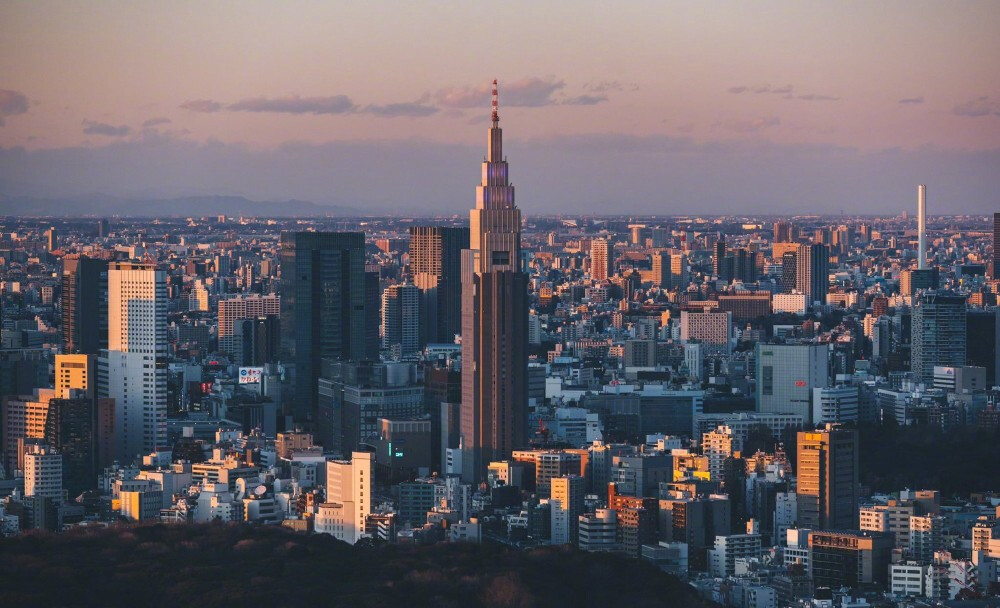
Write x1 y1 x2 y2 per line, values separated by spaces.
239 367 263 384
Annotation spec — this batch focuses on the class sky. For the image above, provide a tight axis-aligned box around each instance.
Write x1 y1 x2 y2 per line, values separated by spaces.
1 1 999 215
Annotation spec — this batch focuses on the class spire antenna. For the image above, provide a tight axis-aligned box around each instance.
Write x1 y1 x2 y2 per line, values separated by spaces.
491 79 499 126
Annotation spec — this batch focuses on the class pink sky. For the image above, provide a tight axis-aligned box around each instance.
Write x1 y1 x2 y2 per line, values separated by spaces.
1 1 999 213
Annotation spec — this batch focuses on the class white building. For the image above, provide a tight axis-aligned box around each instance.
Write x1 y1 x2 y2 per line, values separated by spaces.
708 533 762 578
322 451 373 545
890 562 927 597
702 426 739 481
812 386 860 424
756 343 829 423
99 262 167 462
550 474 585 545
773 293 808 315
578 509 617 551
24 444 62 498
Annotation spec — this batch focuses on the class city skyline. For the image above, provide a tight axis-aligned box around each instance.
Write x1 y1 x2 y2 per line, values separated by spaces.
2 2 1000 214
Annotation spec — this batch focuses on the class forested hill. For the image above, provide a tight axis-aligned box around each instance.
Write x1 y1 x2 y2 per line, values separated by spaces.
0 523 714 608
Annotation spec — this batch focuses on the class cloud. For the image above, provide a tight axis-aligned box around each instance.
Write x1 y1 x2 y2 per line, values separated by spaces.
228 95 356 114
728 84 839 101
82 120 131 137
898 96 924 105
436 77 572 108
180 99 223 113
584 80 639 93
142 117 172 127
796 94 840 101
361 102 439 118
722 116 781 133
0 89 30 126
562 95 608 106
953 96 1000 117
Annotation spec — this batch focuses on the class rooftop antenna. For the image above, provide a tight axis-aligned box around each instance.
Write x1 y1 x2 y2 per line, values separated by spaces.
491 79 499 127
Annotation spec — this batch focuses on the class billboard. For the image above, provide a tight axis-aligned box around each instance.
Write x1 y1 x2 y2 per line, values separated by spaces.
239 367 264 384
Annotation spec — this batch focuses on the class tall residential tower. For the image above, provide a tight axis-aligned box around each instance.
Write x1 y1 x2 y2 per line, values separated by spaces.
460 81 529 483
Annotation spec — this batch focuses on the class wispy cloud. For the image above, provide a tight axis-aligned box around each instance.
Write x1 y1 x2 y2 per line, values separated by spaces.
82 120 131 137
953 96 1000 117
584 80 639 93
227 95 356 115
437 77 599 108
795 94 840 101
180 99 223 113
361 102 439 118
728 84 839 101
719 116 781 133
563 94 608 106
142 117 172 127
898 96 924 105
0 89 30 126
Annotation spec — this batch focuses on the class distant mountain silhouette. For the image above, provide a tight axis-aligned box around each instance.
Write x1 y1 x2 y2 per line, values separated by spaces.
0 194 358 217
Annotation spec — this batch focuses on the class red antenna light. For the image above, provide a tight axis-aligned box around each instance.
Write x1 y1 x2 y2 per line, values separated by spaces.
491 78 499 124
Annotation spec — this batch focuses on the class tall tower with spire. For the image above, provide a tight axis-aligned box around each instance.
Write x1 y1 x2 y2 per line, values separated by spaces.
460 80 528 483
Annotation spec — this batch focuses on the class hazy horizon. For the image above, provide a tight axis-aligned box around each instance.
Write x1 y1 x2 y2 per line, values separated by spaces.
3 1 999 214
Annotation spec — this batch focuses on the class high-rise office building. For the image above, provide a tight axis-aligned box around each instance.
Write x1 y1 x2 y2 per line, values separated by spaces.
381 283 421 357
24 444 62 498
671 254 689 290
98 262 167 462
61 255 108 355
279 232 369 420
756 343 830 423
232 315 280 366
550 474 585 545
911 291 967 384
994 213 1000 280
714 238 727 279
321 451 373 545
680 310 733 356
409 226 469 344
796 243 830 306
796 425 859 530
966 309 1000 386
55 354 95 399
218 294 280 358
900 268 939 297
461 82 529 483
917 185 927 270
780 251 797 293
774 221 793 243
651 251 671 289
591 238 613 280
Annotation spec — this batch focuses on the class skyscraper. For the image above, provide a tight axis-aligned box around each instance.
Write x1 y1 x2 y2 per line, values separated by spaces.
917 184 927 270
61 255 108 355
651 250 671 289
671 254 689 290
797 425 859 530
993 213 1000 280
409 226 469 344
911 290 967 384
381 283 421 357
590 238 612 280
461 81 529 483
279 232 369 420
795 243 830 306
98 262 167 461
